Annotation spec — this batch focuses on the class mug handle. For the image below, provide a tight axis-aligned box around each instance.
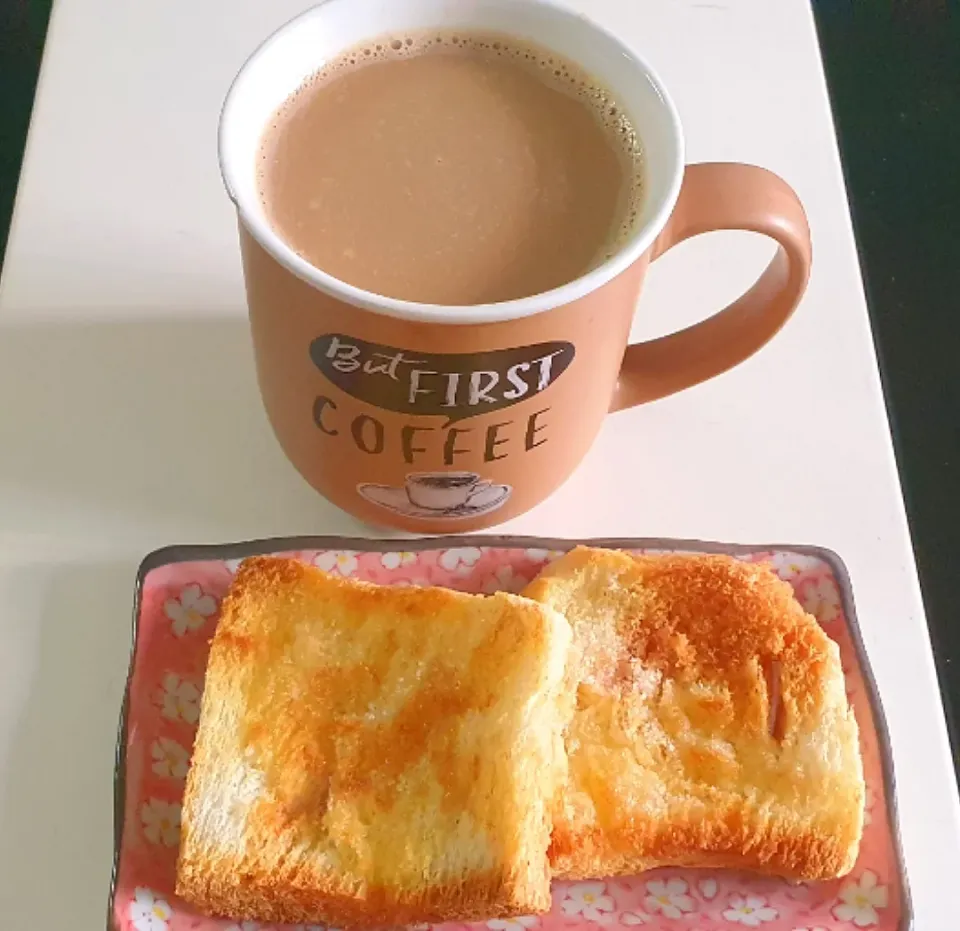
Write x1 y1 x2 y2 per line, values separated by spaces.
609 162 812 411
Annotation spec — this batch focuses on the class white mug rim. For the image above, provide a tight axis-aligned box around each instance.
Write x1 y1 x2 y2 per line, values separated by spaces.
218 0 685 325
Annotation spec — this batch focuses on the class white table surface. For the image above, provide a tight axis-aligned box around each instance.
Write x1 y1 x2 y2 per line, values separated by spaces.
0 0 957 926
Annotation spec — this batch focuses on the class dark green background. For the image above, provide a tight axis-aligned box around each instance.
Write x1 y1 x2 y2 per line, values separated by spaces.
2 1 958 778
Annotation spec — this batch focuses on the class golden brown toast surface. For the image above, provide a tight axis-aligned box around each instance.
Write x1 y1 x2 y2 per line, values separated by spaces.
177 557 572 927
523 547 864 882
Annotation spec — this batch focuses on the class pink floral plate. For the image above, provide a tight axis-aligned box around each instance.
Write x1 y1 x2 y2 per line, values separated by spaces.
109 536 910 931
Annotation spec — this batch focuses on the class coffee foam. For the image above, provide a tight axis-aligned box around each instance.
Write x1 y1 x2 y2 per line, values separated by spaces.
261 29 645 269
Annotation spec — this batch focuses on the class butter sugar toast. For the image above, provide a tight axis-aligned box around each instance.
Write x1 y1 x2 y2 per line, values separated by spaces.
177 556 573 928
523 546 864 882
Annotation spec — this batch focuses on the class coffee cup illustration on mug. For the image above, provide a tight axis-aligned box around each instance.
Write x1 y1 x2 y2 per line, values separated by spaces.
359 471 511 519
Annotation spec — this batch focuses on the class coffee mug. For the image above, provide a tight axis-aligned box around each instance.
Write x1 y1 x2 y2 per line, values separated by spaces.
219 0 812 532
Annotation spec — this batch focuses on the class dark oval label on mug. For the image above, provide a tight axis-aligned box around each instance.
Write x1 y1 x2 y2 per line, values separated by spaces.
309 334 575 425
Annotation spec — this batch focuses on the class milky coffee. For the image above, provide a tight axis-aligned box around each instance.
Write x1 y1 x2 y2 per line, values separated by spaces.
257 31 644 305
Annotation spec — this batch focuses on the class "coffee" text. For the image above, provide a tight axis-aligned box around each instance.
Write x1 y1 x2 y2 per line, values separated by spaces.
313 395 550 463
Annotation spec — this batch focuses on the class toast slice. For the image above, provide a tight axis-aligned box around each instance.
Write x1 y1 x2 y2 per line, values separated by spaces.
177 556 573 928
523 546 864 882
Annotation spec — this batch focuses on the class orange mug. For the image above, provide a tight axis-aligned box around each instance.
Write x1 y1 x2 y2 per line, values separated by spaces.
219 0 811 533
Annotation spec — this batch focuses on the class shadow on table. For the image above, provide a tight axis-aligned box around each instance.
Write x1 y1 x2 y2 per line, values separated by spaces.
0 313 350 535
0 560 134 927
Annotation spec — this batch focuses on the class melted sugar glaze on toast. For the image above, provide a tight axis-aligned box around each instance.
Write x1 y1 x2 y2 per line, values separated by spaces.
523 546 865 882
177 556 573 927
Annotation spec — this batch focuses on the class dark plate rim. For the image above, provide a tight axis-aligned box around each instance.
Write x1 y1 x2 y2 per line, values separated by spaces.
108 534 912 931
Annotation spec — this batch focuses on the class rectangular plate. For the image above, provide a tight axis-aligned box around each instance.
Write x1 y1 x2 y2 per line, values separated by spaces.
109 536 910 931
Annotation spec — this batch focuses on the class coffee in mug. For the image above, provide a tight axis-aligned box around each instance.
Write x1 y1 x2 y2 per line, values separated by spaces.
257 31 643 305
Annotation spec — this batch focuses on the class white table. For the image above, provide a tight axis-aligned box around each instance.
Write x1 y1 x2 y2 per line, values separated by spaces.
0 0 956 926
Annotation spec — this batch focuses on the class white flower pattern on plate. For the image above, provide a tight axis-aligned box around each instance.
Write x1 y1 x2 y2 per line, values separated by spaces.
801 576 842 624
315 550 359 577
767 551 820 578
620 912 651 925
164 583 217 636
832 870 888 927
698 878 718 900
150 737 189 781
524 548 564 563
560 882 615 922
481 565 530 594
722 894 778 926
791 926 829 931
160 672 201 724
224 922 260 931
140 798 181 846
438 547 483 572
643 878 695 919
223 558 244 574
128 888 172 931
381 551 417 569
487 918 537 931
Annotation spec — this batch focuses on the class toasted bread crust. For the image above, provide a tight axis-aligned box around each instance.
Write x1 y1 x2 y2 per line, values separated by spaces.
175 868 543 928
177 557 571 927
523 547 864 882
